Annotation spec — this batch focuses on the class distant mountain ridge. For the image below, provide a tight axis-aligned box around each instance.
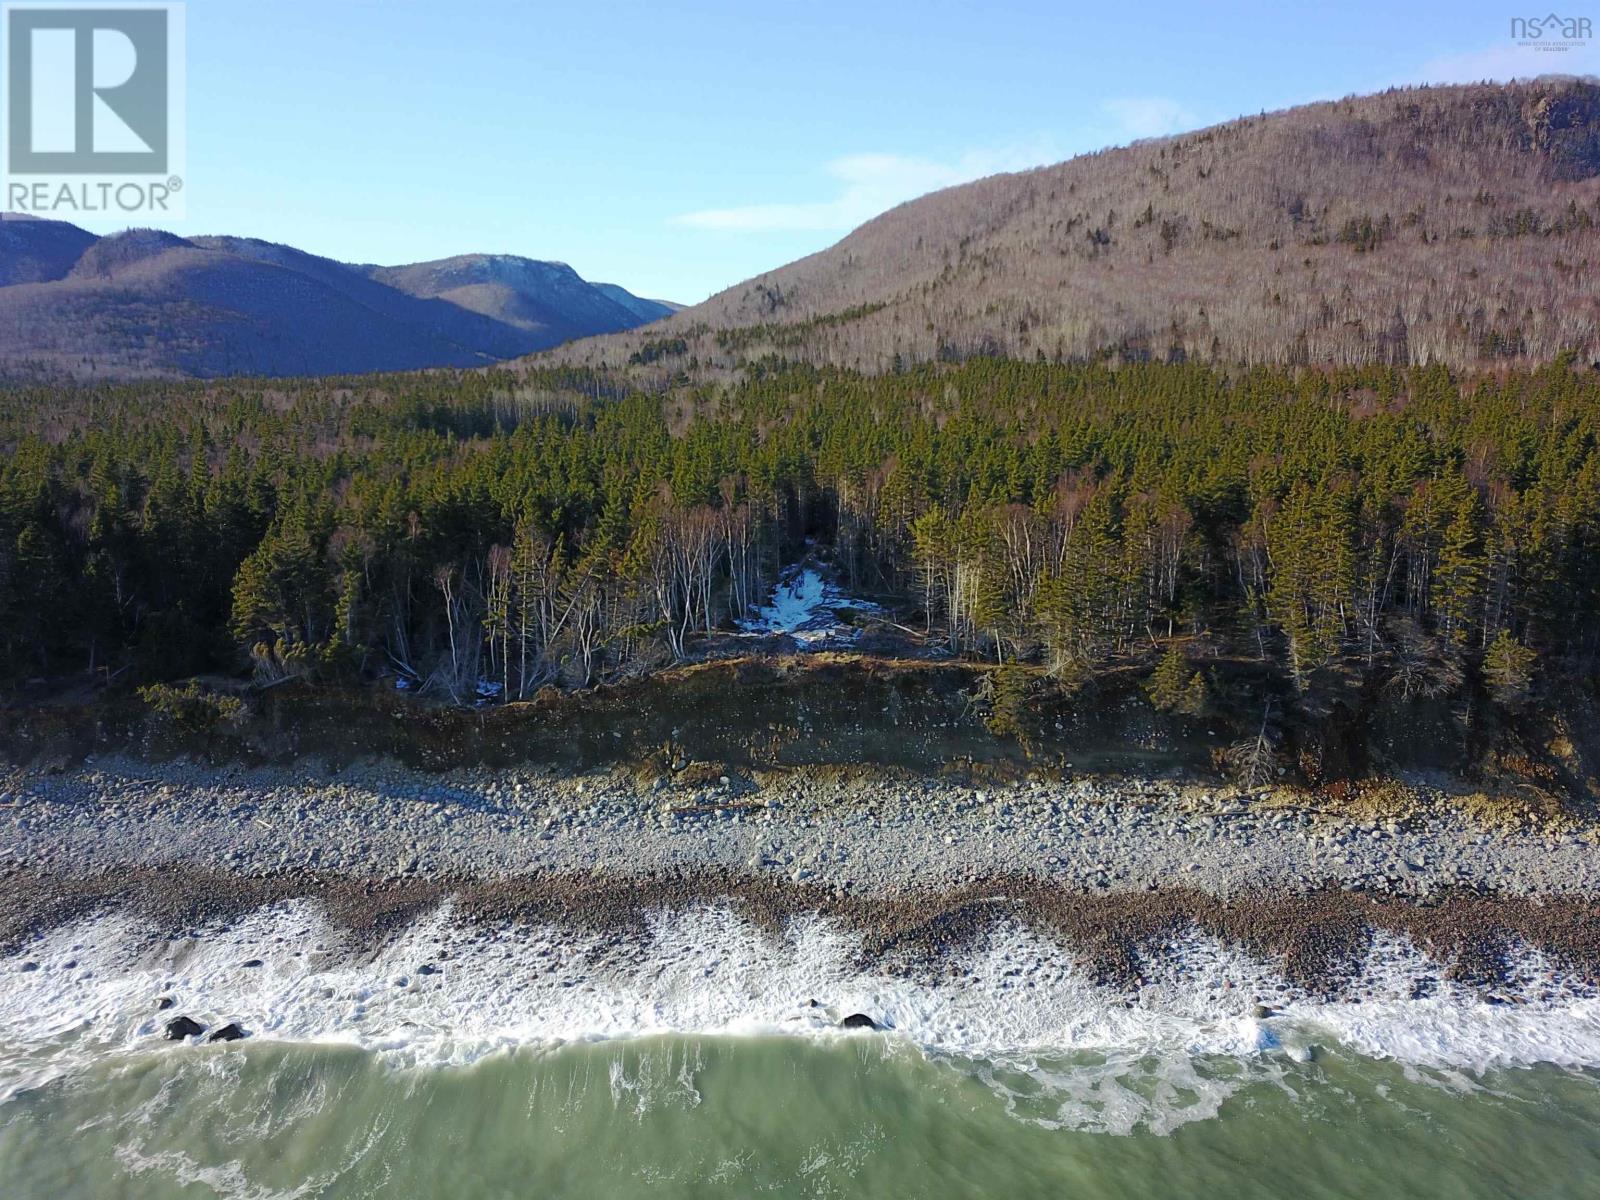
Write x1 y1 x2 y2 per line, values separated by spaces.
0 218 675 379
364 254 677 342
541 78 1600 375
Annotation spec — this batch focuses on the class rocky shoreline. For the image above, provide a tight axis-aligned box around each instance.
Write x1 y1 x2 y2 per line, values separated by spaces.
3 755 1596 897
2 755 1600 996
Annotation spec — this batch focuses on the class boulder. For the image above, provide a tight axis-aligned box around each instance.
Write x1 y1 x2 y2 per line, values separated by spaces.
840 1013 880 1030
207 1023 246 1043
157 996 175 1011
1252 1004 1276 1020
164 1015 204 1040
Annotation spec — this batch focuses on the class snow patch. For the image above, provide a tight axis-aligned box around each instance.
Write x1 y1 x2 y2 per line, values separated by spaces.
739 565 881 647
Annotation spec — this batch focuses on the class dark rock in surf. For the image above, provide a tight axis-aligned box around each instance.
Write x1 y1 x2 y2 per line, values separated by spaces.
157 996 175 1011
840 1013 880 1030
164 1015 204 1040
1252 1004 1276 1019
208 1023 246 1043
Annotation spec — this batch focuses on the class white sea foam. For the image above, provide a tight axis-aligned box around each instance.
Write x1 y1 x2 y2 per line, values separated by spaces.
1299 931 1600 1072
2 902 1598 1132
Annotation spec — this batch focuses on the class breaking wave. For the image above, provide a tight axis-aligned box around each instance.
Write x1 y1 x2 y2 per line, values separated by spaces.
3 900 1600 1134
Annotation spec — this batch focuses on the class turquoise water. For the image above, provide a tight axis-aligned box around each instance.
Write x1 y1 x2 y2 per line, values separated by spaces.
6 902 1600 1197
4 1036 1600 1198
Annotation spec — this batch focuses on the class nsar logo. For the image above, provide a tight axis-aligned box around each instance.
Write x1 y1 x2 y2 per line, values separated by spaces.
1511 12 1592 49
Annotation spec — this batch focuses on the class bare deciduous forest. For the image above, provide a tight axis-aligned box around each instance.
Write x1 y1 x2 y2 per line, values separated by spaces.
547 80 1600 376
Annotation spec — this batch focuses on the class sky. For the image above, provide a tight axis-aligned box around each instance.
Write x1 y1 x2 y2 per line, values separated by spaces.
46 0 1600 302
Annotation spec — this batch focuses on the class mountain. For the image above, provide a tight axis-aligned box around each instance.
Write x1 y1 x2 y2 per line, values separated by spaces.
364 254 667 345
0 216 97 286
542 79 1600 375
591 283 681 323
0 225 674 379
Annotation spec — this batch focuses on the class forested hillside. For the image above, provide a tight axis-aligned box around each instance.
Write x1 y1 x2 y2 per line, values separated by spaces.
0 222 673 379
545 79 1600 376
2 358 1597 780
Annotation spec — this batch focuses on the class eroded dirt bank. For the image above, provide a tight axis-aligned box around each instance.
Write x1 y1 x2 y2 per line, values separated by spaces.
5 655 1595 800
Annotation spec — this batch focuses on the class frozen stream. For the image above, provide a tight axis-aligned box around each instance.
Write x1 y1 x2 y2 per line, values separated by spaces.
738 564 881 646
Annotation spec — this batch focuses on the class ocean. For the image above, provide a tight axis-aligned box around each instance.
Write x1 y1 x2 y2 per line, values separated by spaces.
3 900 1600 1198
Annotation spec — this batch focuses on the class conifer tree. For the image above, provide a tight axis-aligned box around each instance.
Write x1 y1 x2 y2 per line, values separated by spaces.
1146 642 1205 714
1483 628 1537 708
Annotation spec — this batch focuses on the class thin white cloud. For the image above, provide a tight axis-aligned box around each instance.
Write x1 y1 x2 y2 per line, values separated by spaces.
1101 96 1197 141
675 143 1057 234
1416 38 1600 83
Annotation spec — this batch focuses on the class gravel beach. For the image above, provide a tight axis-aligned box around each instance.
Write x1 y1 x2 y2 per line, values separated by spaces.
1 756 1599 994
3 756 1596 899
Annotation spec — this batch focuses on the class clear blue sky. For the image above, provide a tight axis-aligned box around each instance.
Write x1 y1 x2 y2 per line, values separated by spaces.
79 0 1600 302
